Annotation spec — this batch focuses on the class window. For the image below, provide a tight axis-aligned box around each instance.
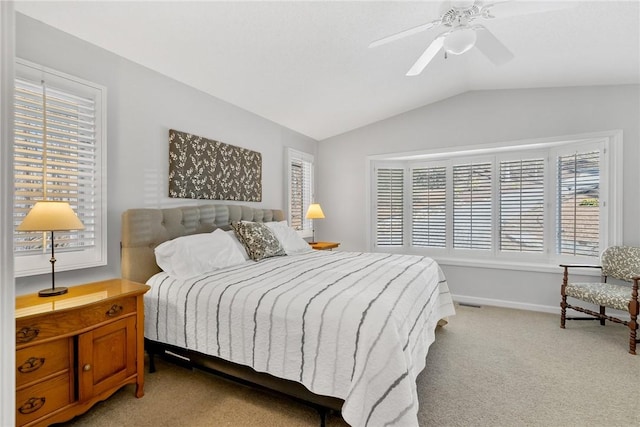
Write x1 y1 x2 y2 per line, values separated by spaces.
14 59 107 277
286 148 314 238
370 132 621 268
557 150 600 257
500 157 545 253
411 165 445 248
453 161 492 250
375 167 404 246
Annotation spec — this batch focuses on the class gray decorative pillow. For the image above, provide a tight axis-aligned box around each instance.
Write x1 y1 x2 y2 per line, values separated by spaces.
231 221 286 261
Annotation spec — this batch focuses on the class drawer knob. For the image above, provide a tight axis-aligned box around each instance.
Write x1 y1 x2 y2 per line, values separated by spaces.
83 363 92 372
16 326 40 343
106 304 123 317
19 397 45 415
18 357 45 374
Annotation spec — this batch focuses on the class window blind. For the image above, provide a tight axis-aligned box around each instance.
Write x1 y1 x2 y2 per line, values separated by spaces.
376 167 404 247
288 149 313 232
499 158 545 252
557 150 600 257
14 77 97 253
412 166 446 248
453 162 492 250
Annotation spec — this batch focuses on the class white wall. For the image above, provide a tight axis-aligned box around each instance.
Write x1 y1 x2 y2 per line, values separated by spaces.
317 85 640 312
14 14 640 312
15 14 317 294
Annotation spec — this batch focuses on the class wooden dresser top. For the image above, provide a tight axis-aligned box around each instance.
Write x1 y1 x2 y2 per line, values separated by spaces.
16 278 150 319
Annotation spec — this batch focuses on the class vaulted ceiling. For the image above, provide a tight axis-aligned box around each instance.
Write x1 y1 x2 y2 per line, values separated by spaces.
15 1 640 140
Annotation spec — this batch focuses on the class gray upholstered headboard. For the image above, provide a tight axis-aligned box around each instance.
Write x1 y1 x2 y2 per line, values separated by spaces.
121 204 285 283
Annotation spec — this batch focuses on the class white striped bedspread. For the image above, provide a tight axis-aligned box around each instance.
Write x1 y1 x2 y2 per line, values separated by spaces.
145 250 455 426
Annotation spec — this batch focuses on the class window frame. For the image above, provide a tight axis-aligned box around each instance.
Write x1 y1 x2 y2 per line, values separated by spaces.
374 163 406 248
450 155 494 253
286 147 314 239
367 131 623 272
550 141 609 265
409 161 448 249
497 151 547 255
13 58 107 277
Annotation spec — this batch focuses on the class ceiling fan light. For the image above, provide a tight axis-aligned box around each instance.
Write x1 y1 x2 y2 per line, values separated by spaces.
443 28 477 55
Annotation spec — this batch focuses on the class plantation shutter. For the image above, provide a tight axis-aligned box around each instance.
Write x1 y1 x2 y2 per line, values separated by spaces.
557 150 600 257
288 149 313 232
411 166 446 248
375 167 404 247
14 77 97 254
499 158 545 252
453 162 492 250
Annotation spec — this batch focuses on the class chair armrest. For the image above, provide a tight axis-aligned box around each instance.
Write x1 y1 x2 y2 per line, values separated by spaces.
560 264 603 292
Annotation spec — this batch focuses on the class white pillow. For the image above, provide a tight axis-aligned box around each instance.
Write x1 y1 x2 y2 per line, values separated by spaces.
226 230 250 260
265 221 313 255
154 228 246 279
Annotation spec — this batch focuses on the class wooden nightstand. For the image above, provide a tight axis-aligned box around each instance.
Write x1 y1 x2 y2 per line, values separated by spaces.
15 278 150 427
309 241 340 251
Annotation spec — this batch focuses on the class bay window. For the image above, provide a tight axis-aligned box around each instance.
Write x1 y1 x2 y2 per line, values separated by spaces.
371 132 621 267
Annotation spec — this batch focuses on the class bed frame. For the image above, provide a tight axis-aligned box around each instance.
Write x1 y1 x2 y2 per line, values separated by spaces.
121 204 344 423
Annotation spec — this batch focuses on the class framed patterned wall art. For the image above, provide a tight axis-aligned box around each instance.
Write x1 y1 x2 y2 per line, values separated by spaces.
168 129 262 201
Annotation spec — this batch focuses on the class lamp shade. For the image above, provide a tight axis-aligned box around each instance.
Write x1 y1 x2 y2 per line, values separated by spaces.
305 203 325 220
443 28 477 55
17 201 85 232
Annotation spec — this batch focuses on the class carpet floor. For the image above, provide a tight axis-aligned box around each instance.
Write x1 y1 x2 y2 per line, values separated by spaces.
55 304 639 426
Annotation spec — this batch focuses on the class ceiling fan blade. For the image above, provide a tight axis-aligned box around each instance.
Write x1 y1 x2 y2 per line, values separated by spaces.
406 35 445 76
482 0 576 19
473 25 514 65
369 19 441 49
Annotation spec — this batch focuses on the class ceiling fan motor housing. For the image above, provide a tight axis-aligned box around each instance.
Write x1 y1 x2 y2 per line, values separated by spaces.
442 3 482 27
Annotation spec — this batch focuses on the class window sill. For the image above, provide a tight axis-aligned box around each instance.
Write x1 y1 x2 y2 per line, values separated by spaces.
371 247 601 276
14 248 107 278
433 256 601 276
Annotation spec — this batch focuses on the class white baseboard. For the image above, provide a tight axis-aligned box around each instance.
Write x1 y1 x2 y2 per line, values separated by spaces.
452 294 561 315
452 294 630 319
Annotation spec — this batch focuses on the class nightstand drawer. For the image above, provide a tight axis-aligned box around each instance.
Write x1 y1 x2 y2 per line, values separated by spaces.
16 372 72 426
16 296 136 345
16 339 70 387
76 296 137 327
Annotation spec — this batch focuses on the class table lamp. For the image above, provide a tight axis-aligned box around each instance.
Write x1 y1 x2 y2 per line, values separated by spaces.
305 203 325 244
17 201 85 297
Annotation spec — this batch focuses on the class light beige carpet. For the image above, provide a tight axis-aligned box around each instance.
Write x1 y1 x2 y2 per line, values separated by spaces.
56 304 639 426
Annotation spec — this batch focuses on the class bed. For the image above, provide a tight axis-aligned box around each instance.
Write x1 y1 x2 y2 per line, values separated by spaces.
121 204 455 427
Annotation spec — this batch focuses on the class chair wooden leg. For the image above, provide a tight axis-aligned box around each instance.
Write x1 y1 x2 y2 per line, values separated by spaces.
599 306 606 326
630 300 639 355
560 269 568 329
630 283 639 355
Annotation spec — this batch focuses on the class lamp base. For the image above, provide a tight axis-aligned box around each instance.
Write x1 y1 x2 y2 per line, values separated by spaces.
38 287 68 297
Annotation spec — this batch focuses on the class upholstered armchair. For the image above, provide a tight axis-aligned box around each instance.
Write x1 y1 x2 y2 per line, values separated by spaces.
560 246 640 355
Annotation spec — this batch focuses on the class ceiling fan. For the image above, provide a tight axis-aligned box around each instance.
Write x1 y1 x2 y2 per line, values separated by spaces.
369 0 570 76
